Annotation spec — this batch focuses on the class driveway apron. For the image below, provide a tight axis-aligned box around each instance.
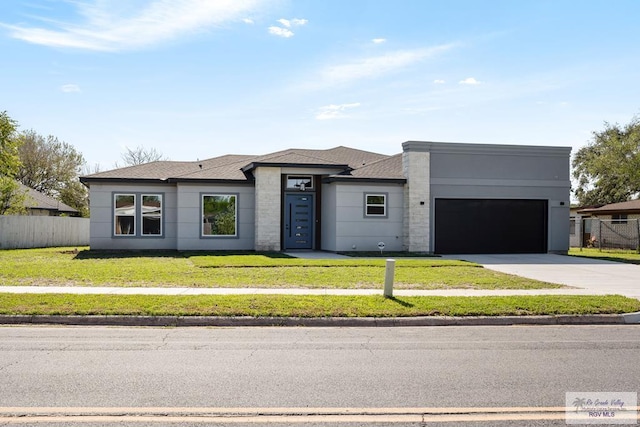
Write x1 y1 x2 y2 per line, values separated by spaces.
443 254 640 300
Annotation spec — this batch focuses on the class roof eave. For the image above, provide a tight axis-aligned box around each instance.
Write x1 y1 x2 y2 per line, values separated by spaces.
168 178 254 185
323 177 407 184
578 208 640 215
80 176 254 185
80 177 169 186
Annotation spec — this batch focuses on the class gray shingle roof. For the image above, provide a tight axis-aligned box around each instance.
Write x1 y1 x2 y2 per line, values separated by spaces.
81 146 401 183
347 154 405 179
242 146 390 171
83 155 255 181
18 183 78 213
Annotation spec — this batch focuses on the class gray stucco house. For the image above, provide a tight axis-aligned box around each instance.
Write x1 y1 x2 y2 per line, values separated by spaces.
80 141 571 254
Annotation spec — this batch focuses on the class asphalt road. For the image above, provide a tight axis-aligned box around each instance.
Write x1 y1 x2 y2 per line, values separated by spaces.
0 325 638 426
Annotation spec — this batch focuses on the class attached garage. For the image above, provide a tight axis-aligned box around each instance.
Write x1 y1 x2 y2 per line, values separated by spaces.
434 198 548 254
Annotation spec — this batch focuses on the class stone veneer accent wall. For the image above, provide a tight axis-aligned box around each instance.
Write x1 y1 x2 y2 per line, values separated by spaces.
402 142 430 252
254 167 282 251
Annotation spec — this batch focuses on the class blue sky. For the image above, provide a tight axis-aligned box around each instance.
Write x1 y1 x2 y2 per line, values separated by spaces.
1 0 639 171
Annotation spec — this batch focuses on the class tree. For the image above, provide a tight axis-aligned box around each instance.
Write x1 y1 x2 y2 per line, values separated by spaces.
59 180 89 217
82 163 102 176
0 111 27 215
0 111 21 177
16 130 88 216
0 177 27 215
117 145 167 167
572 116 640 206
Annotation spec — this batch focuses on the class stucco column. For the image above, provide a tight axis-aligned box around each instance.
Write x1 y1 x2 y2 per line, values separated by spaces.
254 167 282 251
402 142 431 252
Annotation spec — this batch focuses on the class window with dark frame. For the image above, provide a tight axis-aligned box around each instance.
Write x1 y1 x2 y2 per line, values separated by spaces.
365 194 386 216
286 175 313 191
202 194 237 237
612 214 628 224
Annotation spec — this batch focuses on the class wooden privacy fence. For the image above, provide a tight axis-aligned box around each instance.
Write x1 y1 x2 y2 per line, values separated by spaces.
0 216 89 249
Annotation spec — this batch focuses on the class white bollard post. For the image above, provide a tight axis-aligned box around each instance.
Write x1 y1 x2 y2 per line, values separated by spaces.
384 258 395 298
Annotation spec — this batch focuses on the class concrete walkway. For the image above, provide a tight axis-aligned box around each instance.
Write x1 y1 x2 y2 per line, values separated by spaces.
284 251 351 259
444 253 640 300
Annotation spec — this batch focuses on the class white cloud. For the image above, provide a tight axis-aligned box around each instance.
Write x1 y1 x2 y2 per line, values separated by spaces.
433 79 446 84
278 18 307 27
318 44 456 87
316 103 361 120
372 38 386 44
269 17 307 37
1 0 269 51
61 84 81 93
268 26 294 38
459 77 481 85
243 18 254 24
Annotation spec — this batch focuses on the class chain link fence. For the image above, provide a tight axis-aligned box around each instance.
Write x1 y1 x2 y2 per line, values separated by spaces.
586 218 640 251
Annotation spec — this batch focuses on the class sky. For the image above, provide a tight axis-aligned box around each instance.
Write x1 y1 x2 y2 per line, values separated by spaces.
1 0 639 172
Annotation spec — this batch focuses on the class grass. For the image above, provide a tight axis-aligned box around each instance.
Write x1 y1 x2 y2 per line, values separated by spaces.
569 248 640 265
1 248 636 319
0 247 563 290
0 294 638 317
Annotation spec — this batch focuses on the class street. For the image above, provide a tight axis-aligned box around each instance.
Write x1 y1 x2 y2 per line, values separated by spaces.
0 325 638 426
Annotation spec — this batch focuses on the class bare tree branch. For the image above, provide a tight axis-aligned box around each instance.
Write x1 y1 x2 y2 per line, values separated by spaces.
116 146 168 167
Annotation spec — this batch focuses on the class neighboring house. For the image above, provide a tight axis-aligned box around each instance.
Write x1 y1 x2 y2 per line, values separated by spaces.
569 206 583 248
80 141 571 254
18 183 79 217
576 200 640 249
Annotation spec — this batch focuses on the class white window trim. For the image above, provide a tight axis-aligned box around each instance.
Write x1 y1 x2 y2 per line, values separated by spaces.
113 192 165 238
141 194 163 237
364 193 387 218
114 193 136 236
201 193 239 238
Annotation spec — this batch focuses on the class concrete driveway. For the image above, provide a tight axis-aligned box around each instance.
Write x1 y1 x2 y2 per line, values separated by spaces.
444 253 640 300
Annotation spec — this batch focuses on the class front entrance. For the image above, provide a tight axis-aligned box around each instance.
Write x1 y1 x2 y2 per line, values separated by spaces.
284 194 314 249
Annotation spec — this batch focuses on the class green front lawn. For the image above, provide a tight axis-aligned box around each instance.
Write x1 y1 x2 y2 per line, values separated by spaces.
1 294 637 317
0 247 563 290
569 248 640 265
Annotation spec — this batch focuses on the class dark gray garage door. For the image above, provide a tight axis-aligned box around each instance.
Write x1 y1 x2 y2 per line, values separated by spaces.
434 199 548 254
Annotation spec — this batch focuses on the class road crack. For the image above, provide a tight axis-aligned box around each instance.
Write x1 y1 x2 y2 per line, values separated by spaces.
155 331 172 350
360 334 375 356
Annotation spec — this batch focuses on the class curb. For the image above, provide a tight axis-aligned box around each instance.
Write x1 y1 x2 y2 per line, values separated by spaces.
0 313 638 327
